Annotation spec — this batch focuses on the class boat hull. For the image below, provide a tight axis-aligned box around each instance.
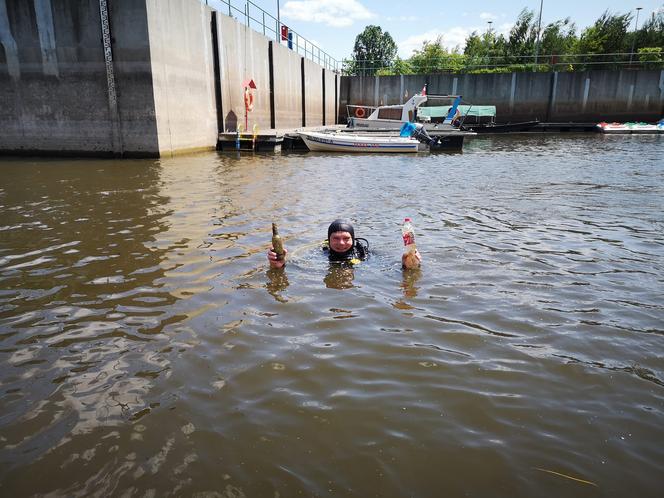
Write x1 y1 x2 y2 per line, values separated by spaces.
597 122 664 134
299 131 421 153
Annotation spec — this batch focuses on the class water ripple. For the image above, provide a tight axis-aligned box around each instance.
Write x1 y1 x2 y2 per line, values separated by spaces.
1 137 663 496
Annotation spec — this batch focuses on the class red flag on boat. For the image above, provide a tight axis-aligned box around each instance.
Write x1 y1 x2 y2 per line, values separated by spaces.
421 84 427 96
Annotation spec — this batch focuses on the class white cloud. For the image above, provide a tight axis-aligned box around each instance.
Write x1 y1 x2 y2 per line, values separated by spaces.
398 23 513 57
399 30 443 57
281 0 375 28
479 12 495 21
398 28 465 56
386 15 419 22
496 23 513 36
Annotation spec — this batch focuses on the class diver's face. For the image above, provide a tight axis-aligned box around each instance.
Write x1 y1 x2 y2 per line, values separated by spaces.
329 231 353 253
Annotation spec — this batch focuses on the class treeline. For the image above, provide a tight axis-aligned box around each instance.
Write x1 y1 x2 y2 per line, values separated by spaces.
343 8 664 75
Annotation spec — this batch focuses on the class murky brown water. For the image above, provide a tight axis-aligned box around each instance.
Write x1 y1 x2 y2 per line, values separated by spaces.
1 134 663 497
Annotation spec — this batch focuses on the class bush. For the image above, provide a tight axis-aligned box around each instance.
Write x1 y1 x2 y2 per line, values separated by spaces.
638 47 663 69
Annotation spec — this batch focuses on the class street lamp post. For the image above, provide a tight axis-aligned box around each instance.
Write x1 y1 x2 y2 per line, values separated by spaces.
275 0 281 42
485 21 493 69
533 0 544 70
629 7 643 64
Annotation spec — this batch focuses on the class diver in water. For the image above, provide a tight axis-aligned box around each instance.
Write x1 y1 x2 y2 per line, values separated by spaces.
322 219 369 263
266 219 420 269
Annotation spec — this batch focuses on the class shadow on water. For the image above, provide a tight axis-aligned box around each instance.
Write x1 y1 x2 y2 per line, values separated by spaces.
0 158 181 485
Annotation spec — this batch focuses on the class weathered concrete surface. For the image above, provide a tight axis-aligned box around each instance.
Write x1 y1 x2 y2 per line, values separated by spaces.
145 0 217 154
0 0 152 155
216 13 270 132
324 69 336 125
271 41 302 129
548 70 664 121
0 0 336 157
0 0 169 156
303 58 323 126
109 0 160 155
0 0 223 155
340 70 664 123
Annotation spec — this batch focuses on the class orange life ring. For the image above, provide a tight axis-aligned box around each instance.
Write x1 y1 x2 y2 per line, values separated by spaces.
355 107 366 118
244 88 254 112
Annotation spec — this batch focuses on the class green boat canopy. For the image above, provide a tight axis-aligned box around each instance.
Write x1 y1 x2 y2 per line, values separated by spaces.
418 105 496 118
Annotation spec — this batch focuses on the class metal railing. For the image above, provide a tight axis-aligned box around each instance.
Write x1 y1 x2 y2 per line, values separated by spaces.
344 51 664 75
201 0 340 71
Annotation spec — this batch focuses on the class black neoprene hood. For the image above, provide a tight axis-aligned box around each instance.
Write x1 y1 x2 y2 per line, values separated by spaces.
327 219 355 241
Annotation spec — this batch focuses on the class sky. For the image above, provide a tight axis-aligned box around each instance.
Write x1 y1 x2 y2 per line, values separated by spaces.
238 0 664 62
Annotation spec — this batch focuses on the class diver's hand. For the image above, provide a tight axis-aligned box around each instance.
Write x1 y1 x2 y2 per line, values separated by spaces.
402 249 421 269
267 246 288 269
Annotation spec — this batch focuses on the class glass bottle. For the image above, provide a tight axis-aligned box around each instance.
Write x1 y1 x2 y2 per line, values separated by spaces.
272 223 285 261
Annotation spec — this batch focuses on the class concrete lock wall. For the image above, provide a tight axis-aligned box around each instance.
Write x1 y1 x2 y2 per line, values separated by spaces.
340 70 664 123
271 41 302 129
109 0 160 155
549 70 664 122
145 0 217 154
0 0 159 155
216 13 270 132
0 0 336 157
303 58 323 126
324 70 336 125
0 0 216 157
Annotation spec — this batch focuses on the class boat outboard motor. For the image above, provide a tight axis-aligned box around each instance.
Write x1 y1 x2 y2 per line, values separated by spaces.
411 124 436 145
400 122 437 146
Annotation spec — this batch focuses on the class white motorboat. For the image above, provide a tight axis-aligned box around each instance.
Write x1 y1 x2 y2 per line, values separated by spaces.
346 88 471 135
298 130 423 153
344 88 473 151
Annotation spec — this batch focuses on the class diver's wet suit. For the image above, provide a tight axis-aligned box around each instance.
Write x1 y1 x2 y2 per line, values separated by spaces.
323 237 369 263
324 219 369 264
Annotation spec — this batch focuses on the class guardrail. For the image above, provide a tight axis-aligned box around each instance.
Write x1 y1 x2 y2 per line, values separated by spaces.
344 51 663 75
201 0 340 72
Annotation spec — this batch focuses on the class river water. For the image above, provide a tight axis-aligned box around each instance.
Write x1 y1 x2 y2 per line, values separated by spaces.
1 134 663 497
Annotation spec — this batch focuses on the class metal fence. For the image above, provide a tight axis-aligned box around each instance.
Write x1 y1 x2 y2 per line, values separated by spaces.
201 0 340 72
344 51 664 75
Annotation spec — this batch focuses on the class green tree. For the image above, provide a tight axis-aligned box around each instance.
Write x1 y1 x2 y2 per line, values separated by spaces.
346 25 397 76
632 9 664 52
464 30 507 70
576 11 631 54
376 56 414 76
409 37 465 73
541 18 577 55
506 9 538 63
539 18 578 69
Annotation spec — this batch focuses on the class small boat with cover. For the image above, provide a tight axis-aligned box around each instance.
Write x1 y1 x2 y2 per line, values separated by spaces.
418 105 539 133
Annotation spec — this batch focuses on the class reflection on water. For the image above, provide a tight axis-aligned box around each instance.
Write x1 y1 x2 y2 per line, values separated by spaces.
1 134 663 497
400 267 421 298
323 263 356 289
265 268 289 302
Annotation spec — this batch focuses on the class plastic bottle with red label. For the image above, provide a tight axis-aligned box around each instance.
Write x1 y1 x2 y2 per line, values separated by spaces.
402 217 416 254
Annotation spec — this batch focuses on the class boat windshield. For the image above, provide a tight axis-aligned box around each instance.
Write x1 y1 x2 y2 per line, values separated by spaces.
377 107 403 120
